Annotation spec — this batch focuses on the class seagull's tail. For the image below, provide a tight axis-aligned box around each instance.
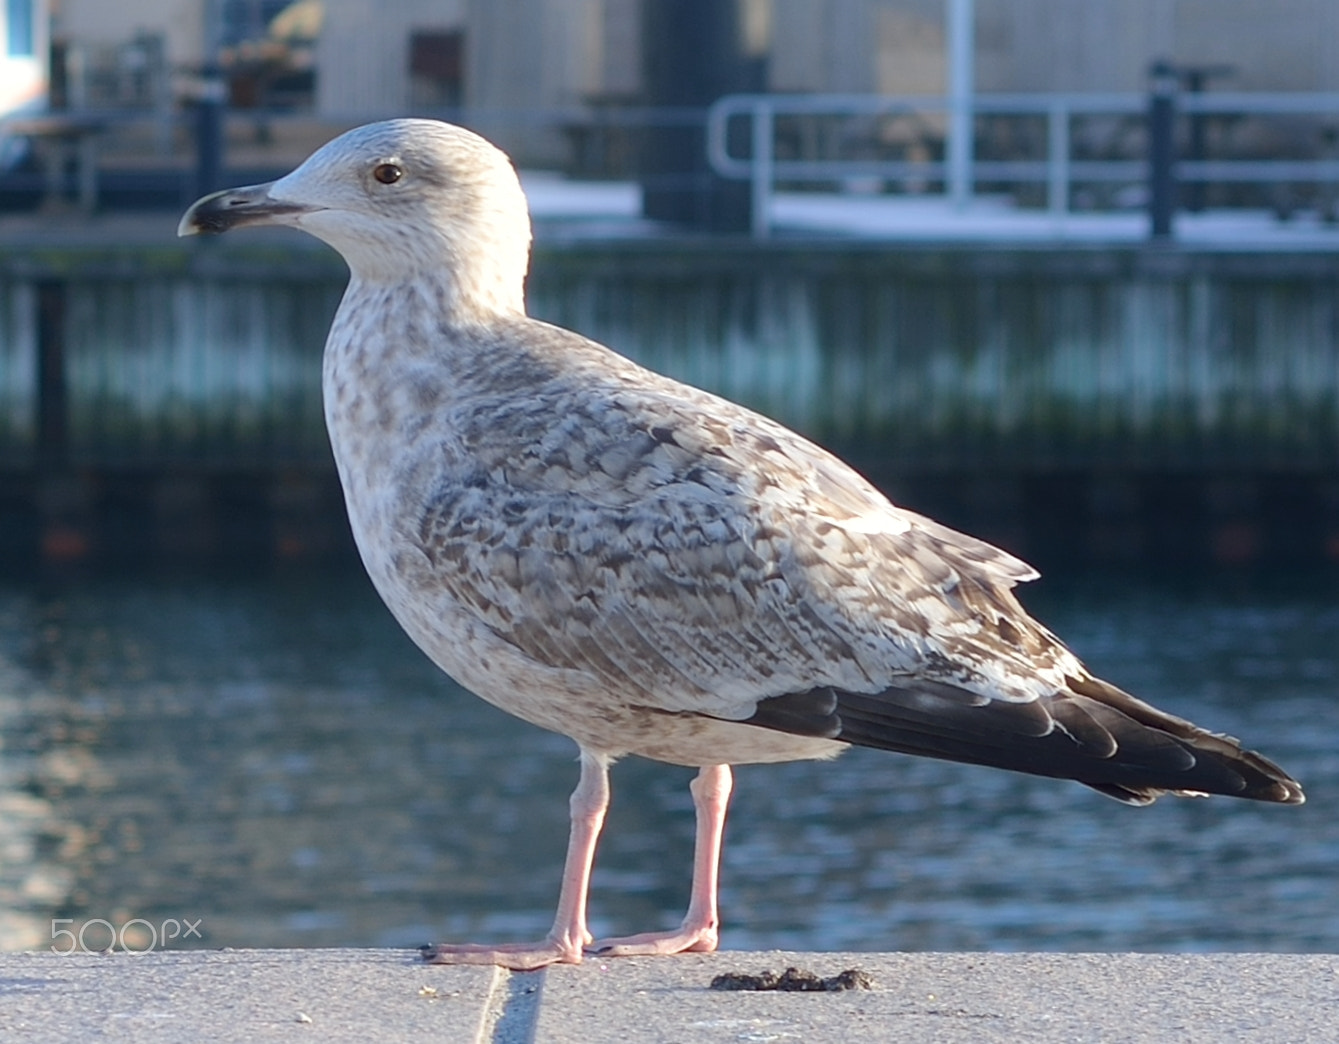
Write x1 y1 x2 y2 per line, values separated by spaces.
747 675 1305 806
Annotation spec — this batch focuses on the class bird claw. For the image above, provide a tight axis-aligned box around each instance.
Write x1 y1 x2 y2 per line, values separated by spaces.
419 923 715 966
587 924 719 958
420 938 584 969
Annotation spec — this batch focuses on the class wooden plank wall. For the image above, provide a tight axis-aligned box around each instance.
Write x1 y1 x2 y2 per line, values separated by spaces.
0 240 1336 565
0 242 1335 471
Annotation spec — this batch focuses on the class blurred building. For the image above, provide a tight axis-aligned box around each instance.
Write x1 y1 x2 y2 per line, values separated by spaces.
1 0 50 116
40 0 1339 164
311 0 1339 163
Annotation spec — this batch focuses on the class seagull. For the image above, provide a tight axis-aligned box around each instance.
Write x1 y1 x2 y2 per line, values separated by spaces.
179 119 1304 969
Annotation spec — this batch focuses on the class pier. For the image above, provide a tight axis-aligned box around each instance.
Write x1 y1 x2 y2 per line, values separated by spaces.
0 948 1331 1042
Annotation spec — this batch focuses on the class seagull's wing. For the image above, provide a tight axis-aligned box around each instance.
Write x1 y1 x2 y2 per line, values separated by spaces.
418 363 1067 719
415 330 1302 806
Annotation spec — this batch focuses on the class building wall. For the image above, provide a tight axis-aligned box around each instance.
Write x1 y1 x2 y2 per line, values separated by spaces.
770 0 1339 98
55 0 200 68
769 0 877 93
315 0 466 116
871 0 945 95
974 0 1339 93
462 0 602 160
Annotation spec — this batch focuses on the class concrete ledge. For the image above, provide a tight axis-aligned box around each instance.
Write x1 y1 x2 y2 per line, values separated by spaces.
0 948 1332 1042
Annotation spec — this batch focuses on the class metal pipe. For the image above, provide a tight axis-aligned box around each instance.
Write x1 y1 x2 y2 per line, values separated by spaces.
750 101 773 238
946 0 975 210
1047 99 1070 219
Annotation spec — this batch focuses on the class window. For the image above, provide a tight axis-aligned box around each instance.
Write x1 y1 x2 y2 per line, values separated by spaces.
6 0 33 57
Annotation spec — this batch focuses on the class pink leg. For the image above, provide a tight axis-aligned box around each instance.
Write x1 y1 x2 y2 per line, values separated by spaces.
423 750 611 970
590 763 733 957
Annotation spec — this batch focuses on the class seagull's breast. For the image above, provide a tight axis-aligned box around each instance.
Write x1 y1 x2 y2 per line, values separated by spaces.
312 293 742 754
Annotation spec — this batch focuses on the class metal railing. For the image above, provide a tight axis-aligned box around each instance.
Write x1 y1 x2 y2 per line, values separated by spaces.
706 91 1339 238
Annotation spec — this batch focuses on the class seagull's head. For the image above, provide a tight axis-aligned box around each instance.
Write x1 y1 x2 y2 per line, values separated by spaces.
179 119 532 316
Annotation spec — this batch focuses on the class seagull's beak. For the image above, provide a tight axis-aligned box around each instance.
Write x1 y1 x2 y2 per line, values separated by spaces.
177 181 317 237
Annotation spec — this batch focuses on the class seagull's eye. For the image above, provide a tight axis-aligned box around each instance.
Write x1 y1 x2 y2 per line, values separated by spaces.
372 163 403 185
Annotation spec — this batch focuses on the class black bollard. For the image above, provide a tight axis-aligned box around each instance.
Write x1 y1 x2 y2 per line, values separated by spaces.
640 0 766 233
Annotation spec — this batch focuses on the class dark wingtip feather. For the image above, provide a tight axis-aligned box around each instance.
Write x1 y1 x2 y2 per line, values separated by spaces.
746 673 1305 807
1063 674 1305 806
1239 771 1305 805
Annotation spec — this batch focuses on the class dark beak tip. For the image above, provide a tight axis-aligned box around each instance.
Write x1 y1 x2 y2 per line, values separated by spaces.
182 211 232 237
178 188 234 237
177 213 221 238
177 183 288 238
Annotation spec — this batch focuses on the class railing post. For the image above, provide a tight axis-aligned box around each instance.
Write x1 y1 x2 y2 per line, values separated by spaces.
1047 98 1070 219
1147 61 1179 240
750 100 774 238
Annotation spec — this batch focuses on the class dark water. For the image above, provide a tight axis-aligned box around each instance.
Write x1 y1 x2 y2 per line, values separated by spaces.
1 565 1335 954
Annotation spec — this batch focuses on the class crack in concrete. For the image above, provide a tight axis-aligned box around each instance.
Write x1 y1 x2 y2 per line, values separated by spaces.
476 966 545 1044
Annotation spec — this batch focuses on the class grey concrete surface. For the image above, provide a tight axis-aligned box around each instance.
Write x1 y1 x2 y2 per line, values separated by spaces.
537 951 1339 1044
0 948 1334 1043
0 948 500 1041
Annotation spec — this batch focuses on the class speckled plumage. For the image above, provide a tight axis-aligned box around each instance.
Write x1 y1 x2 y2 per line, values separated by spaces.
332 301 1062 762
180 119 1302 968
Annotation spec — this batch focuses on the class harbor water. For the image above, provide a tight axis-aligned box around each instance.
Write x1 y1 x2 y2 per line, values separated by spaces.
0 563 1333 955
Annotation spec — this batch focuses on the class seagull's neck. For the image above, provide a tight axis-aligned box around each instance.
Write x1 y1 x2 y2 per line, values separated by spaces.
332 274 516 380
335 207 531 321
343 261 525 322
